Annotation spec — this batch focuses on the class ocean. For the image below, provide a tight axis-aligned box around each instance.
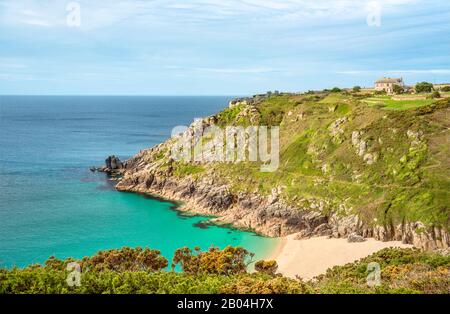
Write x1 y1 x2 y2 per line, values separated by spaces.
0 95 278 268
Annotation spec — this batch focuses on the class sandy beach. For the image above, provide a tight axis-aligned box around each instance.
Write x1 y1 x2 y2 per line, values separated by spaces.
270 234 413 280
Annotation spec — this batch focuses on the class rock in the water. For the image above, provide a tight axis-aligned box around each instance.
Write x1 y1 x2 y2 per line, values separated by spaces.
347 233 366 243
95 155 124 173
105 155 123 171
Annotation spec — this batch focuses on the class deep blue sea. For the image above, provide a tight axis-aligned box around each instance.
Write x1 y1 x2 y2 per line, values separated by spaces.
0 96 277 268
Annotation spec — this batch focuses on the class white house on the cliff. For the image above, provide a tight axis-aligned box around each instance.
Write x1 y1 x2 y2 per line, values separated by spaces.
374 77 404 93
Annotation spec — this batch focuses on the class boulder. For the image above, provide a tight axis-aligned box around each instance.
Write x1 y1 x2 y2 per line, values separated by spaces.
105 155 123 170
347 233 366 243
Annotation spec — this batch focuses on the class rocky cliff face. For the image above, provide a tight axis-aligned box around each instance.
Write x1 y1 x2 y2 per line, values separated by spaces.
116 161 329 237
115 145 449 250
113 93 450 251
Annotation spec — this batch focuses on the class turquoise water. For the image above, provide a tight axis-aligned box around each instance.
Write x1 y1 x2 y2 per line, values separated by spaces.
0 96 278 268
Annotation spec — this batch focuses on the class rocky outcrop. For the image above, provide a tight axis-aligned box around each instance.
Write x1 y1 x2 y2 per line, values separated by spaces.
235 105 260 124
94 155 124 174
106 155 123 170
113 149 449 250
347 233 366 243
116 167 327 237
229 98 253 108
327 213 450 250
351 130 378 165
329 117 347 143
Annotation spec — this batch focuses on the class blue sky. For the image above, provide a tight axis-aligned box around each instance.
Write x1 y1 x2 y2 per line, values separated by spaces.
0 0 449 95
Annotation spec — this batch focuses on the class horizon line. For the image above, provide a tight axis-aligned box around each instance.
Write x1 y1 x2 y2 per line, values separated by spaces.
0 94 244 97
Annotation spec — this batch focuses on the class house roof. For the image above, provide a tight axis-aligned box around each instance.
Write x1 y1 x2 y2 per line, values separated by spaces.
375 77 403 83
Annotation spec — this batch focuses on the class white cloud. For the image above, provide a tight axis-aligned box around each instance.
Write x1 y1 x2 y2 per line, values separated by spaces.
387 69 450 74
336 70 370 75
20 19 53 27
165 65 274 74
336 69 450 75
0 0 420 30
195 67 274 74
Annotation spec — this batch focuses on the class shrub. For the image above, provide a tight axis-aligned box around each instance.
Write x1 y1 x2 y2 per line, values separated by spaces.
172 246 254 275
1 247 449 294
40 248 168 273
331 87 342 93
353 86 361 92
427 91 441 99
310 248 450 294
415 82 434 93
79 247 168 272
393 84 404 94
220 274 309 294
441 86 450 92
255 260 278 275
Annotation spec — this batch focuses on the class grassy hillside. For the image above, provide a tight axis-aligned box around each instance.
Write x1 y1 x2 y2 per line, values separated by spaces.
171 91 449 232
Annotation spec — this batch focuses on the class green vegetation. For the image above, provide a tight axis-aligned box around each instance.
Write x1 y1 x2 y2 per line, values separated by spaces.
313 248 450 294
256 94 301 126
415 82 434 93
374 90 387 95
172 246 253 275
353 86 361 92
441 86 450 92
202 92 450 231
216 104 245 127
1 247 448 294
428 91 441 99
331 87 342 93
254 260 278 275
393 84 404 94
173 163 205 177
362 95 435 110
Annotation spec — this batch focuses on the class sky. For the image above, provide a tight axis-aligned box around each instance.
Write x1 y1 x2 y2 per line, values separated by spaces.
0 0 449 95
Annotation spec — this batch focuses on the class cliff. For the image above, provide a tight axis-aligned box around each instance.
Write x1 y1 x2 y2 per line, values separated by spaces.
114 91 450 250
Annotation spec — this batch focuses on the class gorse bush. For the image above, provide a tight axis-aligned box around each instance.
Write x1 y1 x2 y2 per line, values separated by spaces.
312 248 450 294
254 260 278 275
172 246 254 275
43 247 168 272
81 247 168 272
220 274 310 294
0 247 448 294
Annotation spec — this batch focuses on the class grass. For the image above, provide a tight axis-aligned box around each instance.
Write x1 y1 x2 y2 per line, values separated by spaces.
363 95 435 110
216 104 244 127
173 163 205 177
